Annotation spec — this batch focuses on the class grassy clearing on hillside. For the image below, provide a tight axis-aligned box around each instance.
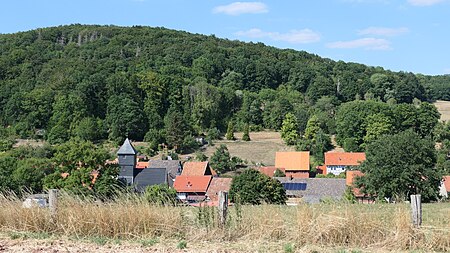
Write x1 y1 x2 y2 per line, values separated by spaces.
202 131 295 166
0 193 449 252
434 100 450 122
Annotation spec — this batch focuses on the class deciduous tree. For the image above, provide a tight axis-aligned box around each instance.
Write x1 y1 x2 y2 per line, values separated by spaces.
229 169 286 204
357 130 442 202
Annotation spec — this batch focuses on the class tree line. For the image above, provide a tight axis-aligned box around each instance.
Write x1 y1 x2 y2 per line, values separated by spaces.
0 24 449 150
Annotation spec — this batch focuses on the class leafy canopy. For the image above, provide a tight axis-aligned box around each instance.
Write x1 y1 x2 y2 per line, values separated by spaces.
229 169 287 205
357 130 442 202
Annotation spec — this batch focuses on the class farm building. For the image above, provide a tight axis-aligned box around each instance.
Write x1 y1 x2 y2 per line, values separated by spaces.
174 175 212 203
322 152 366 176
275 151 310 178
275 177 346 204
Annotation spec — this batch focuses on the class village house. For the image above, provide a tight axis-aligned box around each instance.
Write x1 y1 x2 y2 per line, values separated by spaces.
275 151 310 178
181 161 217 176
322 152 366 176
206 177 232 202
174 175 212 203
148 160 182 187
439 175 450 198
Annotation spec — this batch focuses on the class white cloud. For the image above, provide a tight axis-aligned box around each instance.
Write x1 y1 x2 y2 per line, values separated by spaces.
213 2 268 15
407 0 445 6
342 0 389 3
358 27 409 36
444 68 450 74
235 28 320 44
326 38 391 50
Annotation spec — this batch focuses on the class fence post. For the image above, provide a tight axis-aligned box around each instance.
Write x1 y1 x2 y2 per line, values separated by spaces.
410 194 422 228
49 189 58 222
218 191 228 227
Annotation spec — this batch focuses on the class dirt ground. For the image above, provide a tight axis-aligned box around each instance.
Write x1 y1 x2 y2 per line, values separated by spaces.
434 100 450 122
201 131 295 166
0 235 415 253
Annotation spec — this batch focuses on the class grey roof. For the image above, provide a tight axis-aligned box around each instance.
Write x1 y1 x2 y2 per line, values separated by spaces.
134 168 167 192
275 177 347 204
148 160 182 187
117 138 137 155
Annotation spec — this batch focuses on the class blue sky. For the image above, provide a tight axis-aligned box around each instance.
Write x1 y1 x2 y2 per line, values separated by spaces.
1 0 449 75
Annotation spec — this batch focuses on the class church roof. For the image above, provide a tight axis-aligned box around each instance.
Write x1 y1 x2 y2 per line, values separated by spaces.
117 138 137 155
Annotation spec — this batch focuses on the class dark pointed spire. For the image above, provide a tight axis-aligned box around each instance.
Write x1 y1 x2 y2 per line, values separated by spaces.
117 138 137 155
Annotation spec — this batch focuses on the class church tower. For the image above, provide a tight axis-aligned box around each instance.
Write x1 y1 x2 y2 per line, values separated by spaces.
117 138 137 185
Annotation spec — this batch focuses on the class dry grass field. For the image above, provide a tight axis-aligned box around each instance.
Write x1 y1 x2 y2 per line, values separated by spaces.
202 131 294 166
434 100 450 122
0 193 449 252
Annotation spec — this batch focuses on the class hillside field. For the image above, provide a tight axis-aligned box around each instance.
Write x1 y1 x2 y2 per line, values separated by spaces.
434 100 450 122
201 131 295 166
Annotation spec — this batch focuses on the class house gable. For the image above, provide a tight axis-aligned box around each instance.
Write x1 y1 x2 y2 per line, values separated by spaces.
275 152 310 171
182 161 212 176
174 175 212 193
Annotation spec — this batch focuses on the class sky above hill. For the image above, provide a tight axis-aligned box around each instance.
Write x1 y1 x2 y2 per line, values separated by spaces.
1 0 449 75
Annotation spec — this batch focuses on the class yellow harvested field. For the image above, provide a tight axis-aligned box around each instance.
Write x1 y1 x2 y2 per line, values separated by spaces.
202 131 295 166
0 192 449 252
434 100 450 122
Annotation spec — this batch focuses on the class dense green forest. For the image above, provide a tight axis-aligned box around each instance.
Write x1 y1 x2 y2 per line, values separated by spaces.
1 24 449 147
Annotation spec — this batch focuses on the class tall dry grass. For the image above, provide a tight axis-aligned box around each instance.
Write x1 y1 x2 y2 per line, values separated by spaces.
0 192 449 251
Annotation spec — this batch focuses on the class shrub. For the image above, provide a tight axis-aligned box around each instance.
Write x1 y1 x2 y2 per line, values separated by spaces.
242 124 250 141
225 121 235 140
144 184 177 206
273 169 286 177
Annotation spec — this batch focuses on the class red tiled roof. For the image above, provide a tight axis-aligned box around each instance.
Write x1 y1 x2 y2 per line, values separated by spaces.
136 161 148 169
174 175 212 193
182 161 210 176
285 171 309 179
275 152 310 171
325 152 366 166
257 166 285 177
206 178 233 202
443 176 450 192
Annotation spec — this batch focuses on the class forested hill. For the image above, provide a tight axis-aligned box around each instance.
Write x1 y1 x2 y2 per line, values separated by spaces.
0 24 449 145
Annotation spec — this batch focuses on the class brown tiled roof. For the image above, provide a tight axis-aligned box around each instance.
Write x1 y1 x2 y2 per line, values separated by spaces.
257 166 285 177
275 152 310 171
206 178 233 202
286 171 309 179
182 161 210 176
174 175 212 193
136 161 149 169
325 152 366 166
443 176 450 192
